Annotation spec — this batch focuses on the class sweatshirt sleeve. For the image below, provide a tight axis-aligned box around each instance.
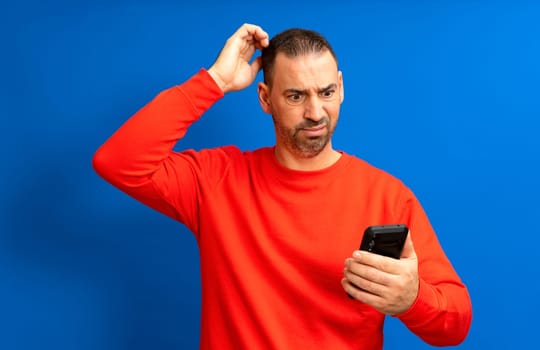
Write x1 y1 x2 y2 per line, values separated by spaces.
396 191 473 346
92 69 226 233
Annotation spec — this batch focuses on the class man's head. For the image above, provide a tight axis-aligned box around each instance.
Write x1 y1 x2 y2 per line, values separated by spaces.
261 28 338 88
258 28 344 164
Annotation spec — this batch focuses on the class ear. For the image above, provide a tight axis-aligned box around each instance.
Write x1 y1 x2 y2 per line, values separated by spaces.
257 82 272 114
338 70 344 104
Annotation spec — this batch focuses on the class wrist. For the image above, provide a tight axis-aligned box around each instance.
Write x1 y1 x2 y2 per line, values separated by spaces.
207 67 228 93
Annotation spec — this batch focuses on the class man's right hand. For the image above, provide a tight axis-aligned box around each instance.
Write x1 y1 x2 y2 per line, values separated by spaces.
208 23 269 94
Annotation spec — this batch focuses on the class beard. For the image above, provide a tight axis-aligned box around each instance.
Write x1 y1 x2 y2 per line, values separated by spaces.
273 116 335 158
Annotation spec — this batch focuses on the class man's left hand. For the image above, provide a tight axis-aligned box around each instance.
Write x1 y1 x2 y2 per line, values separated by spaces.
341 233 419 315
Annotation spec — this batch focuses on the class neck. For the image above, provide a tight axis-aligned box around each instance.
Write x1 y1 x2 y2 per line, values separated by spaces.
274 143 342 171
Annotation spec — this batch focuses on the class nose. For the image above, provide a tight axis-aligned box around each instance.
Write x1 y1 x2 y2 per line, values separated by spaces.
303 96 325 122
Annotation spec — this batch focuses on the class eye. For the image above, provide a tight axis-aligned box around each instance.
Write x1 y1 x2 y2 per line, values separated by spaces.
286 93 305 104
320 89 335 99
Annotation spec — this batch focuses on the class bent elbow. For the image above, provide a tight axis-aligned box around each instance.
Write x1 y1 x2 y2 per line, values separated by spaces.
92 144 116 184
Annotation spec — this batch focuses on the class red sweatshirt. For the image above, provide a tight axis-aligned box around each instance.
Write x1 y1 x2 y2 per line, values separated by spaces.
93 69 472 349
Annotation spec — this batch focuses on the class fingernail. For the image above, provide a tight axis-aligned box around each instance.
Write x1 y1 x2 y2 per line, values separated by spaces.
353 251 362 258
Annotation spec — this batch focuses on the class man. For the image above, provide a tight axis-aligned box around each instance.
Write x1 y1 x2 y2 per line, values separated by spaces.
93 23 472 349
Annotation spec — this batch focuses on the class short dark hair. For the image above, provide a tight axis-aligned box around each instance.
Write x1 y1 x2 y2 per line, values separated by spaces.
261 28 338 87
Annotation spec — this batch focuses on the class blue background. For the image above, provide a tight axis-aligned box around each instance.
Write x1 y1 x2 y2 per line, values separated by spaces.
2 0 539 349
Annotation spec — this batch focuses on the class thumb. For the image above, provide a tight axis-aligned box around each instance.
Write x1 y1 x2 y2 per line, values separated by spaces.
400 232 417 259
250 56 263 77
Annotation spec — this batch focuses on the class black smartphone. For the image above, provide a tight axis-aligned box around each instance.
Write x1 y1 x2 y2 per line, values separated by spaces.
359 224 408 259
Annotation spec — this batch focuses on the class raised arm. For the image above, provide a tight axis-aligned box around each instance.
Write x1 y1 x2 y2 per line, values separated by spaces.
92 23 268 226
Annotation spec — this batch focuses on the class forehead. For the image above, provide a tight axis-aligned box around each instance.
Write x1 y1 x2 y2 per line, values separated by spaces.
271 51 339 90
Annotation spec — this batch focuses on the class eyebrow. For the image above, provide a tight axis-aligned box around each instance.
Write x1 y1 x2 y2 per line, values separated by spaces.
284 83 338 95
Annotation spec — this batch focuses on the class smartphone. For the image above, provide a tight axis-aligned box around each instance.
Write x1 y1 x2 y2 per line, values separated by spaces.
359 224 408 259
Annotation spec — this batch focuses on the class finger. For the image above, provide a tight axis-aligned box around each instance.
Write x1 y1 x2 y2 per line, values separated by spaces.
345 258 379 280
342 277 368 299
255 31 269 48
250 56 263 75
352 250 401 275
240 23 269 48
249 28 269 48
341 278 386 307
344 261 394 292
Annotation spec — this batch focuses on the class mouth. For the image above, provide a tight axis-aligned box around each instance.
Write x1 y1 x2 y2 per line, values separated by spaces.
300 124 327 137
303 124 325 131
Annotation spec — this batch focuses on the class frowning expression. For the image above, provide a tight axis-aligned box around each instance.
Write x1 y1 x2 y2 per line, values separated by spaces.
258 50 344 158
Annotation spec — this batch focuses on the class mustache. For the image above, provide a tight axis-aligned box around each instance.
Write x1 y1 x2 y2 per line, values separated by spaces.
296 117 330 130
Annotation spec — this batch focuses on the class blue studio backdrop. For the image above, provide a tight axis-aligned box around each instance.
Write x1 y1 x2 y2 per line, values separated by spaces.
2 1 539 349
